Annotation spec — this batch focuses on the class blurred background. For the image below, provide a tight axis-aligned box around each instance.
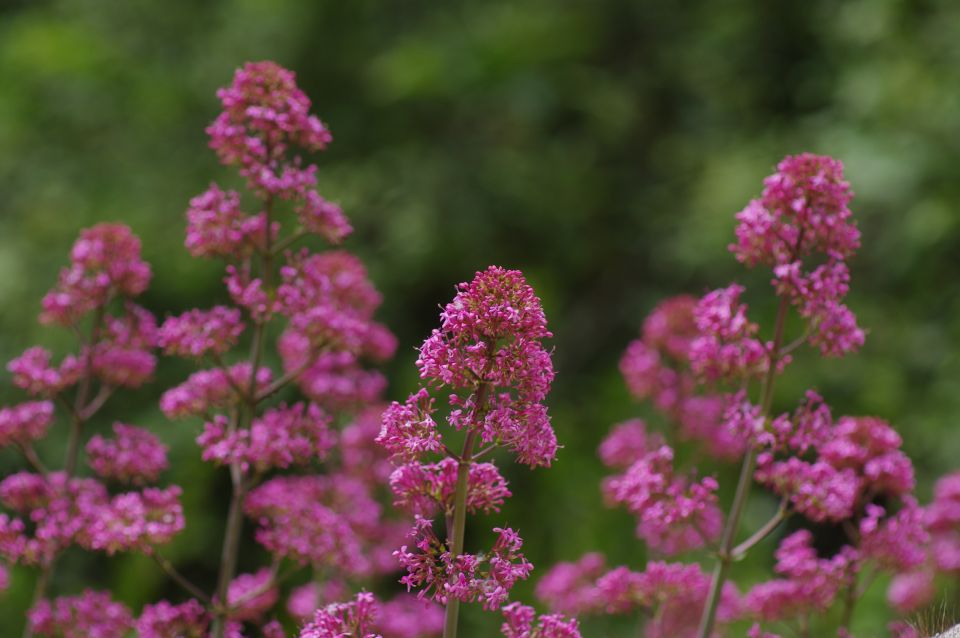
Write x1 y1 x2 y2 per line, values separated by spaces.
1 0 959 635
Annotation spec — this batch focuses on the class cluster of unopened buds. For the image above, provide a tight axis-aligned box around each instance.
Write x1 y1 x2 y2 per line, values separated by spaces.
0 58 956 638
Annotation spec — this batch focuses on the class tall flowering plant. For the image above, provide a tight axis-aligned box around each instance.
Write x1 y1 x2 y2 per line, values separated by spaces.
0 224 184 637
535 154 938 637
375 266 580 638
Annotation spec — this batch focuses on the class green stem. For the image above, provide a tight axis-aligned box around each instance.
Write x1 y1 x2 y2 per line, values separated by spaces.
212 200 273 638
696 296 790 638
443 382 490 638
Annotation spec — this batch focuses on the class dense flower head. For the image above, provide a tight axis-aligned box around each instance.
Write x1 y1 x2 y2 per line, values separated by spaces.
296 190 352 244
298 592 380 638
79 485 185 555
158 306 244 358
184 183 270 258
135 599 210 638
198 402 334 472
160 363 272 419
819 416 915 499
86 423 169 484
226 568 279 620
595 562 740 636
731 154 859 267
887 569 936 614
535 552 606 615
376 389 444 462
598 419 658 470
729 390 831 454
8 347 81 396
754 455 858 522
285 349 388 410
27 590 133 638
87 303 159 389
390 457 511 517
690 284 770 382
417 266 553 398
40 224 151 326
208 61 332 198
395 518 533 610
500 602 582 638
745 529 856 622
376 595 445 638
244 475 370 574
276 250 391 355
730 154 865 357
859 498 929 572
0 472 108 565
641 296 700 361
602 444 722 555
0 400 54 448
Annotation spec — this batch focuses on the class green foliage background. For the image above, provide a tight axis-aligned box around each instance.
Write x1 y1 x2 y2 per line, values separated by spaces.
1 0 959 635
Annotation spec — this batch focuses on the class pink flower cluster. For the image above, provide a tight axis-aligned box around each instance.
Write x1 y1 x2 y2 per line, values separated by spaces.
395 518 534 610
39 224 151 327
500 602 582 638
602 441 722 555
0 400 54 448
731 153 864 356
619 296 746 459
86 423 168 484
390 457 511 517
297 591 446 638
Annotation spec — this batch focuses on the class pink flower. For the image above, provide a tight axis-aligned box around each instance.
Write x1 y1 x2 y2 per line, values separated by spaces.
159 306 244 358
40 224 151 326
198 402 334 472
86 423 168 484
754 455 858 522
595 562 740 635
8 347 82 396
135 599 210 637
888 569 936 613
226 568 278 620
185 183 270 258
395 519 533 609
376 595 445 638
390 457 511 517
296 190 352 244
859 498 928 572
376 389 444 462
28 590 133 638
819 416 915 499
298 592 380 638
500 602 582 638
731 154 859 267
689 285 771 382
244 475 369 574
79 486 185 555
598 419 657 470
160 363 272 419
0 400 54 448
603 444 722 555
208 61 332 199
745 530 855 622
535 552 606 615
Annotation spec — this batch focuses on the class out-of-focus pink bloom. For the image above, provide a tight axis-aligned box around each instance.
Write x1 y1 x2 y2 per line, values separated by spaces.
226 568 278 620
500 602 582 638
136 599 210 637
86 423 168 484
535 552 606 615
159 306 244 358
297 592 381 638
28 590 133 638
0 401 54 448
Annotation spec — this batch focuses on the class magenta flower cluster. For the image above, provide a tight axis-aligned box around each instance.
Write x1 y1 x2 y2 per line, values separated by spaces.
2 61 957 638
533 153 951 638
